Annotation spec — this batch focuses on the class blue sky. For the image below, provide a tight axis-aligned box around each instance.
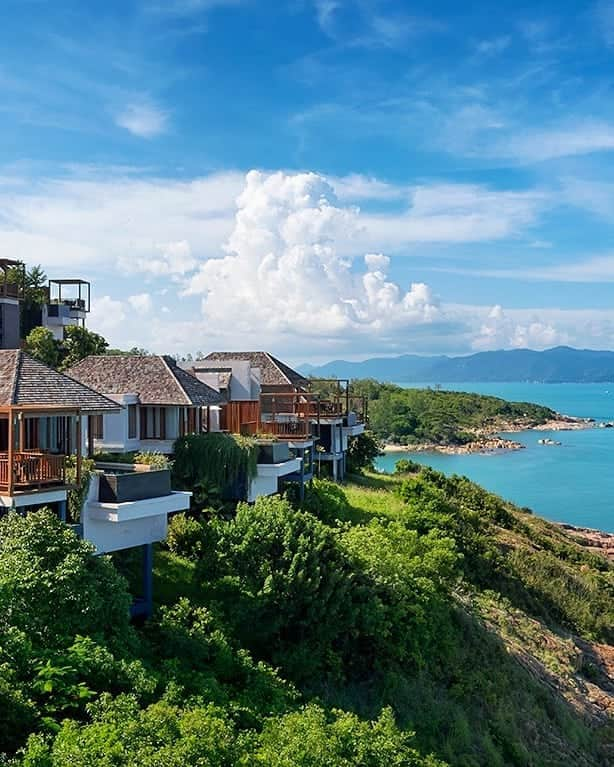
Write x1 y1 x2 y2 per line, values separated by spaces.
3 0 614 361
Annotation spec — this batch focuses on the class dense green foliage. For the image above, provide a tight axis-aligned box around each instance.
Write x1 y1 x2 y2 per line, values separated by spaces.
65 455 95 523
25 325 109 371
1 470 612 766
351 380 555 444
93 451 169 468
172 432 258 504
346 431 381 473
24 327 60 369
60 326 109 370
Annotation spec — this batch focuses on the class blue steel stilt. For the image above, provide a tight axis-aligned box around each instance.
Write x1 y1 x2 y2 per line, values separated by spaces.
58 499 67 522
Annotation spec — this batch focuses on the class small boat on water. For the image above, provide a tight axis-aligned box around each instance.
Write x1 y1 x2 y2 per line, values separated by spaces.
538 438 562 446
598 421 614 428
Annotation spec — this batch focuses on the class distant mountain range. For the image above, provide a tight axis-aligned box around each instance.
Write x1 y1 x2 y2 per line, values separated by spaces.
299 346 614 383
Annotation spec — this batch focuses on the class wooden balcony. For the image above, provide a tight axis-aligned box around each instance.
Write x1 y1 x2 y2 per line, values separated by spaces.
0 282 22 300
0 451 67 493
262 391 367 424
240 419 313 439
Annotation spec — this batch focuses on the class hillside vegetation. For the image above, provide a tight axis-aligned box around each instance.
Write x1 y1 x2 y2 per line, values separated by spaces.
351 380 555 444
1 467 612 766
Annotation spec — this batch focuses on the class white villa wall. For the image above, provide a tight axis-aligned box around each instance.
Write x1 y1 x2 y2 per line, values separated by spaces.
92 394 186 454
82 473 191 553
92 393 139 453
247 457 302 502
42 304 80 341
247 473 279 502
190 360 261 401
84 512 169 554
209 407 221 432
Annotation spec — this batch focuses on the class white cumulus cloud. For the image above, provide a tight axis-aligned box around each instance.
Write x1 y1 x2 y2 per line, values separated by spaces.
185 170 445 346
472 304 566 351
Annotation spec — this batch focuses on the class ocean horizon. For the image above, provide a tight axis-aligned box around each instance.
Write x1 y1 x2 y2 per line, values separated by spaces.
375 382 614 532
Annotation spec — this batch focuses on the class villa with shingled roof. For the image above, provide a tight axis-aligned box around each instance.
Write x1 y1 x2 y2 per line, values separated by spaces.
186 351 367 484
67 354 222 455
0 349 118 507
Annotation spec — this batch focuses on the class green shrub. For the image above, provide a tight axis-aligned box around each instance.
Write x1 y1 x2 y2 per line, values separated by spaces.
166 514 207 560
0 510 133 652
145 598 295 716
251 704 446 766
20 695 240 767
301 479 354 524
195 495 376 681
133 451 169 469
172 433 258 501
393 458 422 474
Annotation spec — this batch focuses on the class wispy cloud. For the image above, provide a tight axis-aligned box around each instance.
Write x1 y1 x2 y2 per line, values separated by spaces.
494 121 614 162
475 36 511 56
314 0 341 36
115 101 169 138
312 0 441 49
435 253 614 283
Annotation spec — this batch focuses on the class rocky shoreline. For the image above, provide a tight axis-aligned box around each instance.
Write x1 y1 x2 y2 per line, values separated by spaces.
381 414 595 456
557 524 614 562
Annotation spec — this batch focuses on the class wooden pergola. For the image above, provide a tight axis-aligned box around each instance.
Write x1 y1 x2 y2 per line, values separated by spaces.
0 405 82 496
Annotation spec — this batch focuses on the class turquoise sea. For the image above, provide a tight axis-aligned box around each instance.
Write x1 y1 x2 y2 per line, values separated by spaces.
374 383 614 532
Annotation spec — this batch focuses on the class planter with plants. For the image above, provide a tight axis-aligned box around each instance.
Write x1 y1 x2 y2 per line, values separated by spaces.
172 432 258 502
255 440 291 464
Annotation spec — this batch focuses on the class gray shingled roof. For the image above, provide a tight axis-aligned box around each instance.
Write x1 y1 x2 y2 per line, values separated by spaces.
203 352 309 388
0 350 120 411
68 355 222 406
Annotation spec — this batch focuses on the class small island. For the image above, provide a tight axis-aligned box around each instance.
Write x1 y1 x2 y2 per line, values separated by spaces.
350 381 594 454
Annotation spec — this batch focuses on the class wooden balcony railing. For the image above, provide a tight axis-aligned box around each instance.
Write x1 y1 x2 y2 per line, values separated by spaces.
0 282 21 299
261 420 312 439
240 420 313 439
0 452 67 492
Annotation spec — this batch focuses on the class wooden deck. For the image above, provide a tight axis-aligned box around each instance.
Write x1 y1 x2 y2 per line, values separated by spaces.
0 452 67 493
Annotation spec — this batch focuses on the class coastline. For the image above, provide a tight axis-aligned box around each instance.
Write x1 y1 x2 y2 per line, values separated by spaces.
381 414 595 456
557 523 614 562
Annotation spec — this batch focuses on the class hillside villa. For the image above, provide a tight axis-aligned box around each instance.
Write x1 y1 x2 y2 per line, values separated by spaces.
188 350 367 482
67 354 223 455
0 350 193 615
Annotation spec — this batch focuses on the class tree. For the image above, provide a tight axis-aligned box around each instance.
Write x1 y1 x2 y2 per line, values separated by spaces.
346 431 381 473
24 264 49 306
24 326 61 368
60 325 109 370
0 509 133 651
196 495 375 680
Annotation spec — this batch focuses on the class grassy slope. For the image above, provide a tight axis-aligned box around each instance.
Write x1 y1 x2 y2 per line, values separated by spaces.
341 472 614 765
150 471 613 767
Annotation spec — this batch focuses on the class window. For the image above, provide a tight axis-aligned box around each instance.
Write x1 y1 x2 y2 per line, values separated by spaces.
91 414 104 440
140 407 166 440
128 405 137 439
179 407 199 436
24 418 39 450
